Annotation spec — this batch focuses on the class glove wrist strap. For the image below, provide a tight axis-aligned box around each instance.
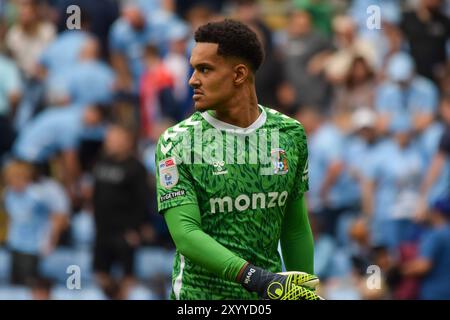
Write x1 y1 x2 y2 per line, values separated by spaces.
238 263 270 295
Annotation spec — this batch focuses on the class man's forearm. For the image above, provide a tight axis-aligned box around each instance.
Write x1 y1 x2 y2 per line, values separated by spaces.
362 179 374 217
49 214 69 249
420 152 445 196
280 196 314 274
164 204 247 282
62 150 81 192
319 162 343 202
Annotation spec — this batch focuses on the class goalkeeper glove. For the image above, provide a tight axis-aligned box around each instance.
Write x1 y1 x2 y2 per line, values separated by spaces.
238 263 323 300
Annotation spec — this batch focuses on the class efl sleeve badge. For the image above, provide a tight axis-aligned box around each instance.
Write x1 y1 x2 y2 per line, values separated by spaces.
159 157 179 189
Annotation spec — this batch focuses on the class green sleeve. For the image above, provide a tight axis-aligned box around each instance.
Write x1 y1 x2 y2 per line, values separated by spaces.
164 204 248 282
280 195 314 274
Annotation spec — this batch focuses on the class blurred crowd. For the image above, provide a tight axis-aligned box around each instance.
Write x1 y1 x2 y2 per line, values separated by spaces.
0 0 449 300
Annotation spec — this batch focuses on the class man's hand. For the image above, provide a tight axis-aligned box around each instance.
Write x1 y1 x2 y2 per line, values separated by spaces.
414 197 429 223
239 264 324 300
124 229 141 248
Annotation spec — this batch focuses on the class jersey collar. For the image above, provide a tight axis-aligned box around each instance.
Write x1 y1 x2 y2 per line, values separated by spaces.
201 105 267 134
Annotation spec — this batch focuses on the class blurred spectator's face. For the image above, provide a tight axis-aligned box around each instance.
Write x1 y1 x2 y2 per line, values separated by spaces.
143 46 160 67
170 38 187 55
123 7 146 30
83 107 102 126
397 79 412 89
429 210 449 226
394 132 411 148
5 174 29 192
383 23 402 51
188 43 237 111
288 11 311 37
150 119 175 142
295 109 321 134
3 164 33 192
373 249 391 270
236 1 259 22
161 0 175 12
440 98 450 124
31 288 50 300
350 59 372 83
422 0 442 10
358 127 377 143
349 219 369 245
333 16 355 47
429 210 440 225
18 0 38 26
186 6 213 31
80 38 100 61
104 127 133 157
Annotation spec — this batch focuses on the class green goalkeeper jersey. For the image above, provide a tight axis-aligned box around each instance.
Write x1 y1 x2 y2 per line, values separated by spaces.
156 105 309 299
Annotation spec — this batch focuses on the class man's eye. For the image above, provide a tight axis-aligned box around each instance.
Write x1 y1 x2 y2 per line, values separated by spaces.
200 67 209 73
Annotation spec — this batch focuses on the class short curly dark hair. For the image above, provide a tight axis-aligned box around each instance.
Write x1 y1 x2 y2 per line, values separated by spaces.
194 19 265 72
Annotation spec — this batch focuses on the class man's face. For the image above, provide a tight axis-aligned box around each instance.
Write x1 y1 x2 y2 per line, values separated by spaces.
188 43 236 111
395 131 411 148
423 0 442 10
5 171 30 192
104 127 133 157
288 11 311 37
440 99 450 124
357 127 376 142
19 1 37 25
123 7 146 31
83 107 102 126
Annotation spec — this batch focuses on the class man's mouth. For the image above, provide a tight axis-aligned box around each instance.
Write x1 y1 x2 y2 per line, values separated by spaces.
193 90 203 100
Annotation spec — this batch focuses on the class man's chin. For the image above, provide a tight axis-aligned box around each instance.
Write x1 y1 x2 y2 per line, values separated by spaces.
194 102 211 112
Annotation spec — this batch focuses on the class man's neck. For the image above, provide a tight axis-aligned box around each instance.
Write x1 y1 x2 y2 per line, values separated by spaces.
211 88 260 128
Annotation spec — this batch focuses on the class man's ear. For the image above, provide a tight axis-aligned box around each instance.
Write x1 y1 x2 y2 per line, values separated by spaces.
234 64 249 85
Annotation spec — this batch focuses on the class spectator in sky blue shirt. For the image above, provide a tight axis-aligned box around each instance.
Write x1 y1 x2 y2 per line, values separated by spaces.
337 108 380 246
54 0 119 59
39 29 90 73
12 23 92 132
297 107 360 236
362 116 424 249
375 52 439 136
416 93 450 221
13 104 108 199
0 54 23 117
109 1 155 93
2 161 70 285
38 29 90 106
13 106 85 164
402 197 450 300
65 37 116 106
0 53 22 160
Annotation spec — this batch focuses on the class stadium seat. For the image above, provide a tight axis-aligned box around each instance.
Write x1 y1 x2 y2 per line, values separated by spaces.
329 248 353 278
39 248 93 285
71 211 95 249
0 249 11 284
51 284 106 300
134 247 174 280
127 284 158 300
324 282 362 300
0 286 32 300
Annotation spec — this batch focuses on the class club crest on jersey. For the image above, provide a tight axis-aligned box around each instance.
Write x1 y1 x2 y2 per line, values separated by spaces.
159 157 179 189
271 148 289 175
212 160 228 175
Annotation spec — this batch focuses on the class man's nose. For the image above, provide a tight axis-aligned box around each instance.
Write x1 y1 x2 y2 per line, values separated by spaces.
189 71 200 88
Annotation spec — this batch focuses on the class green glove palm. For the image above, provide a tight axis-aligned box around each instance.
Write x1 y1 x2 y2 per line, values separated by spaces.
275 271 322 300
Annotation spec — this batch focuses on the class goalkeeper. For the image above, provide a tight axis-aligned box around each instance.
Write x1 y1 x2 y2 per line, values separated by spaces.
155 19 321 300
